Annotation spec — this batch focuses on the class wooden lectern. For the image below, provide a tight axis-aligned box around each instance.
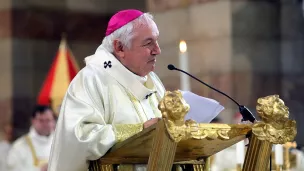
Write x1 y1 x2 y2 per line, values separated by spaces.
89 91 297 171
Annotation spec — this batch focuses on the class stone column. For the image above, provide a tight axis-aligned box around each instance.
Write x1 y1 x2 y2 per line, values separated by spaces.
280 0 304 146
0 0 13 139
231 0 282 118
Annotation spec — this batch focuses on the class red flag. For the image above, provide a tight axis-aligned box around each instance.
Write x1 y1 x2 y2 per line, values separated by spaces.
37 37 79 114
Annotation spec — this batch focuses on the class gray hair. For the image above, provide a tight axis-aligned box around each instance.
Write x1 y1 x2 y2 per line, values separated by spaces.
102 13 157 53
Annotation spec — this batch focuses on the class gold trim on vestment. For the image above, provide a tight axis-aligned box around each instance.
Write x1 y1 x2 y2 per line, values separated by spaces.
113 124 143 143
25 135 48 167
124 83 160 122
126 90 146 122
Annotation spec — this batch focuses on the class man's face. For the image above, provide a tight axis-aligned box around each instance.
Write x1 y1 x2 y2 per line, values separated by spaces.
117 21 161 76
3 124 12 141
32 109 55 136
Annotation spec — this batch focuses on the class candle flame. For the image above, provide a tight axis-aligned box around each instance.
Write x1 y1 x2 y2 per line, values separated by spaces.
179 40 187 53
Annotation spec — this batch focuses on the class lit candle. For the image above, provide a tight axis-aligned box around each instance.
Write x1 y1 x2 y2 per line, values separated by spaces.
179 40 190 91
275 144 283 165
236 140 245 164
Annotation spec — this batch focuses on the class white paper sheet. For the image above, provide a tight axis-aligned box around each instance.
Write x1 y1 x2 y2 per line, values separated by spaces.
181 91 224 123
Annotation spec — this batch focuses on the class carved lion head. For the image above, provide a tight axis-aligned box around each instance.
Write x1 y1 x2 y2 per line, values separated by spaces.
256 95 289 123
158 90 190 125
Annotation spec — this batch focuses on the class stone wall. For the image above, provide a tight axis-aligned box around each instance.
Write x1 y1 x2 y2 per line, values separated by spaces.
231 0 282 109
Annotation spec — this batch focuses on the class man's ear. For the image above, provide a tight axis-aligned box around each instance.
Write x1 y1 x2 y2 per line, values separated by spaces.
113 40 125 59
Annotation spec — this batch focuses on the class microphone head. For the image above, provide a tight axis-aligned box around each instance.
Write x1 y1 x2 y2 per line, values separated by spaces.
167 64 176 70
239 105 256 123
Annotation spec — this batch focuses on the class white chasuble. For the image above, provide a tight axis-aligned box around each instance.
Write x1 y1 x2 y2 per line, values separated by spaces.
6 127 53 171
47 45 165 171
0 140 10 171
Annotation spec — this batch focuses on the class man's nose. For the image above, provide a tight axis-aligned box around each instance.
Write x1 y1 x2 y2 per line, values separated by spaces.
152 43 161 55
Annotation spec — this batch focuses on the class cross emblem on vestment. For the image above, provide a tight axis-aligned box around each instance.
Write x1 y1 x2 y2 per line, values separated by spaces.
104 61 112 68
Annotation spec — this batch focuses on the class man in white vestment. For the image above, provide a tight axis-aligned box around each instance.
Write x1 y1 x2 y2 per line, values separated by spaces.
48 9 166 171
6 105 56 171
0 124 12 171
290 146 304 171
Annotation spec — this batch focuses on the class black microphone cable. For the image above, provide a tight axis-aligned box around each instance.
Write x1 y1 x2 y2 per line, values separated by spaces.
167 64 256 123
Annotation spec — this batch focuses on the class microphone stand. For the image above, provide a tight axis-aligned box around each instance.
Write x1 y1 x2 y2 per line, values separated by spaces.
167 64 256 123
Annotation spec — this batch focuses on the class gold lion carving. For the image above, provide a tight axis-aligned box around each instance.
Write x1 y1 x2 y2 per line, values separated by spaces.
252 95 297 144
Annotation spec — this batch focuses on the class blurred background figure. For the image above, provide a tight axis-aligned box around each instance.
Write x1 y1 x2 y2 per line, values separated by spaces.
6 105 56 171
0 123 12 171
211 113 247 171
288 144 304 171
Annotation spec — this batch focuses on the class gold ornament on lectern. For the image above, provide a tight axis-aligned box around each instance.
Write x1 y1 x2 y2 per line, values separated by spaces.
158 90 252 142
252 95 297 144
158 90 190 142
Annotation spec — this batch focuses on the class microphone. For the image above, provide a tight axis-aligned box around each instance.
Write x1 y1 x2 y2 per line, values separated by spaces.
167 64 256 123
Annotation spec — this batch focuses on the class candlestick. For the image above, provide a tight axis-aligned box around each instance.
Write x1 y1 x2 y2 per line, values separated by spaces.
275 144 284 165
283 141 297 170
179 40 190 91
236 164 242 171
236 140 245 164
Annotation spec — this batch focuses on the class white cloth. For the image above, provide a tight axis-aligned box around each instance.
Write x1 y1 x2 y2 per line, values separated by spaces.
290 149 304 171
211 144 238 171
0 140 10 171
47 45 166 171
6 127 53 171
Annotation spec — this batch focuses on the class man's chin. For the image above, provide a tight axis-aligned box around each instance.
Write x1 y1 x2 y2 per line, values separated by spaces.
141 64 155 76
151 65 155 71
148 66 155 74
150 62 156 70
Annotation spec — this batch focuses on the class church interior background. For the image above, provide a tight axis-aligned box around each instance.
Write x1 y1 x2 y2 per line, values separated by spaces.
0 0 304 158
